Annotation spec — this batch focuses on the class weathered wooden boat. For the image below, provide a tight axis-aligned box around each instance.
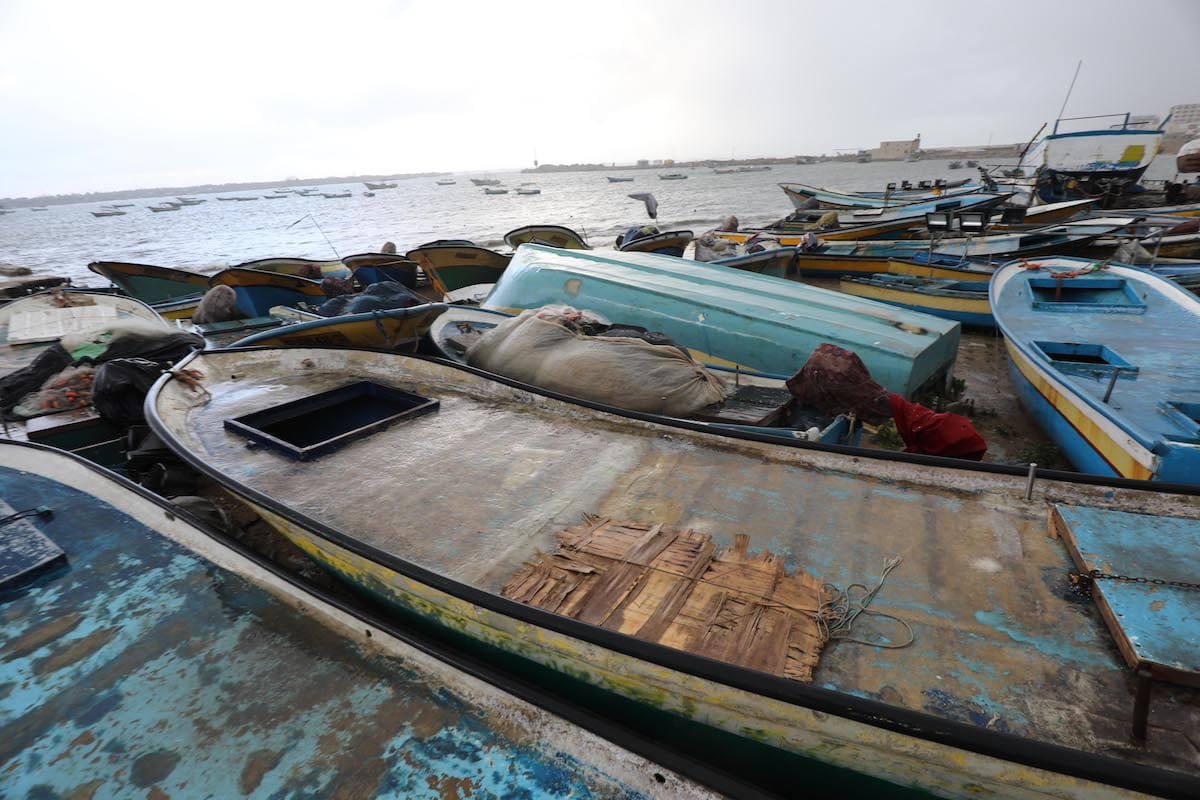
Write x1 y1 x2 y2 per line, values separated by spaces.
715 217 1140 264
779 181 985 210
341 252 419 288
1023 113 1164 203
484 244 959 397
208 268 328 318
231 256 352 279
991 257 1200 482
232 302 447 349
0 439 708 800
617 228 694 257
147 346 1200 800
839 273 993 328
426 305 861 446
406 243 513 296
503 224 591 250
88 260 210 306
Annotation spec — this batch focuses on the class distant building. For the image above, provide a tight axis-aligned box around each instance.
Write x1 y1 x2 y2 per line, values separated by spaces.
636 159 649 167
1167 103 1200 136
869 135 921 161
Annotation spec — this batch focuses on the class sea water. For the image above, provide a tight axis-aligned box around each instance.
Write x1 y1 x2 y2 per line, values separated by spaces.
0 155 1180 285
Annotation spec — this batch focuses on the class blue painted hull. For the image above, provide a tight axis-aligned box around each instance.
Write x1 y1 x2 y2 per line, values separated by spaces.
231 285 315 317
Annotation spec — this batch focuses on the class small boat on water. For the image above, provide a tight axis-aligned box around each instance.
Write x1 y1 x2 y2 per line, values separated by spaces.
436 178 456 185
147 203 181 212
146 345 1200 800
90 209 126 217
615 227 694 257
483 187 509 195
991 257 1200 482
606 175 634 182
658 172 687 180
321 191 352 199
406 243 512 297
0 440 697 800
261 193 287 199
470 177 502 186
515 186 541 195
839 273 994 328
364 180 398 190
175 197 206 205
503 224 590 250
484 244 960 396
949 161 963 169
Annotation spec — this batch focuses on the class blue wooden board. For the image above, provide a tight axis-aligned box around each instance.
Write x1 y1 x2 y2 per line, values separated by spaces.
1054 504 1200 683
0 499 63 589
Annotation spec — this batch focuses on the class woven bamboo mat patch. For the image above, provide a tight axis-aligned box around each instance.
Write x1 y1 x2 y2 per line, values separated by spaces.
501 514 827 681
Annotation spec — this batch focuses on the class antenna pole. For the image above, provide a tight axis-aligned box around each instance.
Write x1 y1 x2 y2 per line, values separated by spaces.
1056 60 1082 123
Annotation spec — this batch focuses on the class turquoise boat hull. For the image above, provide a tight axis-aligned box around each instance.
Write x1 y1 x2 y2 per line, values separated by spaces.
483 244 960 397
991 257 1200 482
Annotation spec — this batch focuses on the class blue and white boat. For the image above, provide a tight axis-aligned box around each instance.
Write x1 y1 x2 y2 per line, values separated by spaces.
839 273 994 328
1022 113 1166 203
483 244 960 398
779 181 986 209
990 257 1200 482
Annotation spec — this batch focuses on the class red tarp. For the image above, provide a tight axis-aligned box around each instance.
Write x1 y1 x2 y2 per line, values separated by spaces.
888 393 987 460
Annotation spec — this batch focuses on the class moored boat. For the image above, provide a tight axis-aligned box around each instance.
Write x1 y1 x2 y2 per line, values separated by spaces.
90 209 127 217
147 203 181 212
840 273 994 328
658 172 687 180
341 252 419 288
88 260 211 305
606 175 634 182
616 227 694 257
484 244 960 397
779 181 985 210
146 345 1200 800
406 243 512 297
363 180 398 189
483 187 509 195
232 302 447 349
1024 113 1165 204
232 256 352 280
990 257 1200 482
503 224 591 250
208 268 328 318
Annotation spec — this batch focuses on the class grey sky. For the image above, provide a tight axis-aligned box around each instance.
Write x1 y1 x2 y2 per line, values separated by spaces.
3 0 1198 197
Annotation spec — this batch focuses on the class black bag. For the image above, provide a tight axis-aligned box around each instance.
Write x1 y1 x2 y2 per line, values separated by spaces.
91 358 164 425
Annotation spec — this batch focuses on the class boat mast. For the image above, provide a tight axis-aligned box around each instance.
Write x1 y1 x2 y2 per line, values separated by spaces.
1055 59 1083 129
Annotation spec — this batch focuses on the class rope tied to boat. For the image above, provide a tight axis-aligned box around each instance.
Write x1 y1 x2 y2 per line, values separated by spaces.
817 556 914 649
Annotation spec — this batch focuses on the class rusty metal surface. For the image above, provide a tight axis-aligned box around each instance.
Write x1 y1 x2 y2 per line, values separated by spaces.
0 453 710 799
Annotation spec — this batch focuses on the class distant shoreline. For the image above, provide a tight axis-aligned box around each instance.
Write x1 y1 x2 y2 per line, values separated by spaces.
0 171 449 208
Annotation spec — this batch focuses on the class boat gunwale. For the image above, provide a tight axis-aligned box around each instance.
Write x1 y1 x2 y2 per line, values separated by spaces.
144 346 1200 800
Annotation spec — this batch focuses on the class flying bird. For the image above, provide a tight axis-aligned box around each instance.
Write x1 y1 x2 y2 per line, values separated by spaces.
627 192 658 220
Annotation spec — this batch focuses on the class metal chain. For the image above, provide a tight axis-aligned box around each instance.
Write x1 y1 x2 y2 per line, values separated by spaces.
1069 568 1200 596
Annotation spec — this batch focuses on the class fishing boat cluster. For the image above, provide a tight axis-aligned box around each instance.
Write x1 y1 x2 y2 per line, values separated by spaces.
3 118 1199 799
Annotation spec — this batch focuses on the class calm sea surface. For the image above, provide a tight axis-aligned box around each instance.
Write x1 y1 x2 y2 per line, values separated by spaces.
0 155 1180 286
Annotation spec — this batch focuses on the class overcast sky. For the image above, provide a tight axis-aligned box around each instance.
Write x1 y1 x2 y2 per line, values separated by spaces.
3 0 1198 197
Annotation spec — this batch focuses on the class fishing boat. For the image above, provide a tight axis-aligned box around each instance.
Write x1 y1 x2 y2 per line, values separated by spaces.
1023 113 1165 204
483 187 509 195
839 273 993 328
261 193 287 199
484 244 959 397
232 256 352 280
232 302 447 350
406 243 512 296
175 196 206 205
0 440 704 800
992 257 1200 482
658 172 687 180
515 186 541 195
949 161 963 169
470 177 502 186
90 209 126 217
767 192 1013 239
606 176 635 182
436 178 456 185
364 180 398 190
147 203 181 212
779 181 985 210
617 228 694 257
88 260 211 306
713 216 1140 266
147 346 1200 800
341 252 419 288
321 191 352 199
208 268 328 318
503 224 590 250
